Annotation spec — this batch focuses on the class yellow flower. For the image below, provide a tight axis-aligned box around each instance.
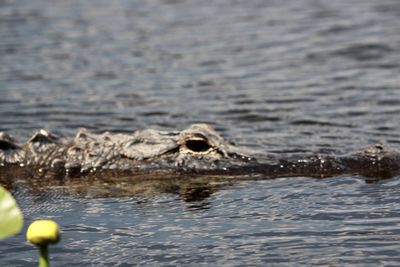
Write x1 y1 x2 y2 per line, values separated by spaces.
26 220 60 246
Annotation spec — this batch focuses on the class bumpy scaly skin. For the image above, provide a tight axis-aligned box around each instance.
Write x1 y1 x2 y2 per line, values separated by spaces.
0 124 254 177
1 124 400 180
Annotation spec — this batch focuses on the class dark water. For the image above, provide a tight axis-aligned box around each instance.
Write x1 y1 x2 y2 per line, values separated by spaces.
1 0 400 266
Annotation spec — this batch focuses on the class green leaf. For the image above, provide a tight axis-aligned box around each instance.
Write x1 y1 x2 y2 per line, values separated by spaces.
0 185 24 240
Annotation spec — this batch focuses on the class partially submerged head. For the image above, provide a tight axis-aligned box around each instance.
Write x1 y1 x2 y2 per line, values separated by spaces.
0 124 256 175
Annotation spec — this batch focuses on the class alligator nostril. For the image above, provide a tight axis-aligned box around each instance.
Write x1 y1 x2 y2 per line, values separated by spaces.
185 139 211 152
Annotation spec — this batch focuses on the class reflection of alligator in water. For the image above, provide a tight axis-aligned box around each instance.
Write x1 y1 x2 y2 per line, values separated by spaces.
1 124 400 198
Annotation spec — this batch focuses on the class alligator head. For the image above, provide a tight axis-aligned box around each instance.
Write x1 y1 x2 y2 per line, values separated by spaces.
0 124 256 177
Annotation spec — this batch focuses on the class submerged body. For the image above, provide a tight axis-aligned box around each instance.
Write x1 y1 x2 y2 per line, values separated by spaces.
1 124 400 181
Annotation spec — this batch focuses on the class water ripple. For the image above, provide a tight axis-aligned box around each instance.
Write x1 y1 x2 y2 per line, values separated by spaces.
2 0 400 266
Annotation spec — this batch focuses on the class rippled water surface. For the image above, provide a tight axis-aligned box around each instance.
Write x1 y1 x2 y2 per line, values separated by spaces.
1 0 400 266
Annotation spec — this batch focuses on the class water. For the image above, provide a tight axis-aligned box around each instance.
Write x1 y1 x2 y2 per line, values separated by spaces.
1 0 400 265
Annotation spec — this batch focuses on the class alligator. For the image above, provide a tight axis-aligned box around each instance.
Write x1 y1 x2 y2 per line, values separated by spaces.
1 123 400 178
1 124 400 198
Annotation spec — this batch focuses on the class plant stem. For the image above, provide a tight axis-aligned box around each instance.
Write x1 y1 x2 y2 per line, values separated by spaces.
38 245 49 267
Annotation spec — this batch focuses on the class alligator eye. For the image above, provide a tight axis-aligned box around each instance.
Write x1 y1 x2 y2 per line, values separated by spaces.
185 139 212 152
